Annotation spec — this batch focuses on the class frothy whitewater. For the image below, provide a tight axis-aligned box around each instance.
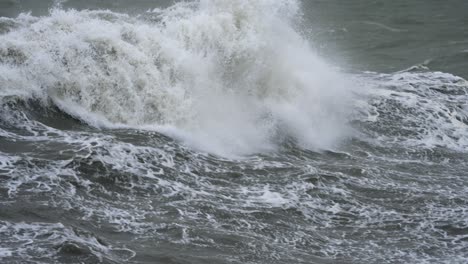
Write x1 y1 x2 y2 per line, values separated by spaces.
0 0 467 263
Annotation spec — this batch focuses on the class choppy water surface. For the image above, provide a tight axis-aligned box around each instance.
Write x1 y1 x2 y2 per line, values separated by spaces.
0 0 467 263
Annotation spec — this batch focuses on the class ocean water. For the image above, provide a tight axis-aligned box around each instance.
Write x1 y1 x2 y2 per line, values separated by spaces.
0 0 467 263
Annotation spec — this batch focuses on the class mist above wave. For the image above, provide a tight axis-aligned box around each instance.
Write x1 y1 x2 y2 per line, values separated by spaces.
0 0 352 155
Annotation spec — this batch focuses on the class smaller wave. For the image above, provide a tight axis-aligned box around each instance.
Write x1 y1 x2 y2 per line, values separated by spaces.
359 21 408 33
355 71 468 152
0 221 135 263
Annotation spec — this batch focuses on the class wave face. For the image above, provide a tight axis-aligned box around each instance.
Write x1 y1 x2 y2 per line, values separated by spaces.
0 0 350 155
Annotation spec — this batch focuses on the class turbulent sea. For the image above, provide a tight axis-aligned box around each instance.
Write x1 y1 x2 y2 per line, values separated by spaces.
1 0 467 263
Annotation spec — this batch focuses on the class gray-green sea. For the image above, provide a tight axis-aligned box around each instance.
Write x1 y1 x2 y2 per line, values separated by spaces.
0 1 467 263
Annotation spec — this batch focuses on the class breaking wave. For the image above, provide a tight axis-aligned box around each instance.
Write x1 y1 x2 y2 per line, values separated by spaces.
0 0 351 155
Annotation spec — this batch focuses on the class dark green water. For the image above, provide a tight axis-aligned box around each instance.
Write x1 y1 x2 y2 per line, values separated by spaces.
0 1 467 263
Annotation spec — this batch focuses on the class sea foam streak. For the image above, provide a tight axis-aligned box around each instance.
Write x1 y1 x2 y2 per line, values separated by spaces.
0 0 351 155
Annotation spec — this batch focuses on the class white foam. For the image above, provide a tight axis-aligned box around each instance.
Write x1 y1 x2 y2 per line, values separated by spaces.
257 186 289 207
0 248 12 258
